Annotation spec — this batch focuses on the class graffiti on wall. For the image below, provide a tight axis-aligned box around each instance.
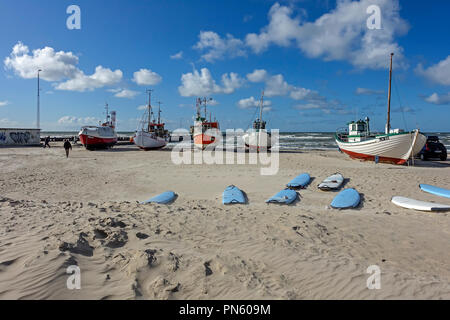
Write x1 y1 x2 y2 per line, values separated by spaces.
9 132 31 144
0 129 40 145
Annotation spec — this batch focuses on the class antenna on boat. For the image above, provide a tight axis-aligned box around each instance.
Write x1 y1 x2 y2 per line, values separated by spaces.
386 52 394 134
157 101 162 124
146 89 153 131
200 97 213 120
259 90 264 124
196 98 201 119
105 102 110 123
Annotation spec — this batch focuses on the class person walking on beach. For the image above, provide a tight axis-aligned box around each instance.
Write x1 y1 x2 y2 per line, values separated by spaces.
43 136 51 148
63 139 72 158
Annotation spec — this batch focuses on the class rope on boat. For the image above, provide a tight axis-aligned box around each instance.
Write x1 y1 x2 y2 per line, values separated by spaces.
392 76 409 132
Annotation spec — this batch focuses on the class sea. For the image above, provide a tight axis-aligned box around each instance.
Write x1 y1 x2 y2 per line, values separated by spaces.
41 131 450 152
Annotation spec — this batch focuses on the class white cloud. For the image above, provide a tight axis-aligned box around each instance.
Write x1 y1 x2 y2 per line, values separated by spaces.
246 68 323 101
294 0 409 69
4 42 124 92
178 68 245 97
246 69 291 96
244 69 346 114
246 3 303 54
194 31 246 62
201 1 409 70
55 66 123 92
221 72 245 94
246 69 268 83
0 101 10 107
238 96 272 109
293 103 322 110
424 92 450 105
265 74 292 97
170 51 183 60
208 99 219 106
57 116 99 125
137 105 148 110
132 68 162 86
113 89 139 99
4 42 79 81
415 56 450 86
355 87 384 95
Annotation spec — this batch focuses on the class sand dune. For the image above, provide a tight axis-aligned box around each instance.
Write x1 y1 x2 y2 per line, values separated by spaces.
0 144 449 299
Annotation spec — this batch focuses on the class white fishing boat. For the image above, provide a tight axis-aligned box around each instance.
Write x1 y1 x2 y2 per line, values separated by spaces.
133 90 169 150
335 53 426 165
242 91 271 150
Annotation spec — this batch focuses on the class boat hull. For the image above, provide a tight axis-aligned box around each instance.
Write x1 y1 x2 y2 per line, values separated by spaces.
243 130 271 150
78 133 117 150
134 131 167 150
336 131 426 164
194 133 217 149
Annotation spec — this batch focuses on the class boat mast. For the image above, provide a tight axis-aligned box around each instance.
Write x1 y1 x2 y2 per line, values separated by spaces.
386 53 394 134
146 89 153 131
157 101 162 125
37 69 42 129
259 90 264 129
105 102 110 124
203 97 207 120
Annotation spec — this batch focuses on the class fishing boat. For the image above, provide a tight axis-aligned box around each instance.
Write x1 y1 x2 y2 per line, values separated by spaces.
78 103 118 150
192 97 220 149
133 89 169 150
242 91 271 150
335 53 426 165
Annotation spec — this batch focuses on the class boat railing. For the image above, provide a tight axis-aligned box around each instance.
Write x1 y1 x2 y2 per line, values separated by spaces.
335 127 348 141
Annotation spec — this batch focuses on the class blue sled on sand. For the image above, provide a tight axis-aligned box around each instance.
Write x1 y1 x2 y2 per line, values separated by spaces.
331 188 360 209
287 173 310 189
419 184 450 199
266 189 298 205
223 185 246 204
140 191 177 204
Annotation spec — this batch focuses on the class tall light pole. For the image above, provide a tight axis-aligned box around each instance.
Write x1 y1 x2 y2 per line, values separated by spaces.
37 69 42 129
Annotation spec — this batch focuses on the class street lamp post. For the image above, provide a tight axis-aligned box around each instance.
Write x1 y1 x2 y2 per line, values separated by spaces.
37 69 42 129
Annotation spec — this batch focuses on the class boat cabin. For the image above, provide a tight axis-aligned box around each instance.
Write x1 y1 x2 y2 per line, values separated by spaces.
347 119 370 142
252 119 266 130
148 122 168 138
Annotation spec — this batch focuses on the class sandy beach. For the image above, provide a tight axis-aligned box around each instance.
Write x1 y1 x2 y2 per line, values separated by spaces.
0 143 449 299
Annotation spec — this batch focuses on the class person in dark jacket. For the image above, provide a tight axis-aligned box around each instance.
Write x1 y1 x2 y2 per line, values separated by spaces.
63 139 72 158
44 136 51 148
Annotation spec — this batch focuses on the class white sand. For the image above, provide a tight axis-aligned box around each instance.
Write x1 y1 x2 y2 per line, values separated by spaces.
0 143 449 299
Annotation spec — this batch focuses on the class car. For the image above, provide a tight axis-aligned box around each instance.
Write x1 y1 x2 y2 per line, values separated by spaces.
417 136 447 161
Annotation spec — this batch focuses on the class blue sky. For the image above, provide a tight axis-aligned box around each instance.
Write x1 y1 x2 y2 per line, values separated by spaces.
0 0 449 132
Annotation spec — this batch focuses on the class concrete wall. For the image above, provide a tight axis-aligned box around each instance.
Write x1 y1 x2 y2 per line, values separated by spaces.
0 128 41 146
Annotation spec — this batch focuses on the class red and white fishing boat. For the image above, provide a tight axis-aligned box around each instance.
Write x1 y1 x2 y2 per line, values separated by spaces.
78 103 118 150
335 53 426 165
242 91 271 150
133 89 169 150
191 97 220 149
